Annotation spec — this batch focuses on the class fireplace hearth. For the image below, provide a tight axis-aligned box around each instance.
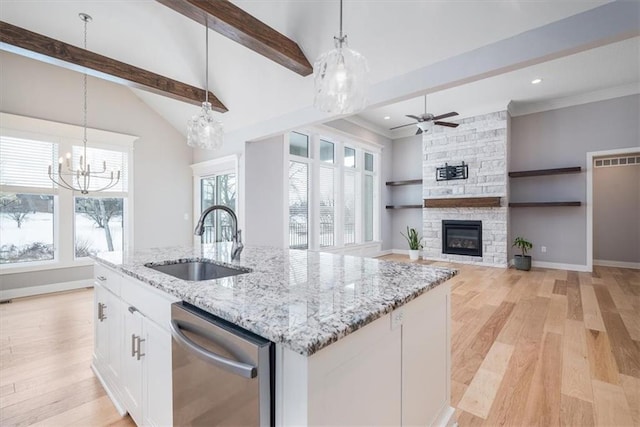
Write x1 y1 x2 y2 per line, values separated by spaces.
442 220 482 257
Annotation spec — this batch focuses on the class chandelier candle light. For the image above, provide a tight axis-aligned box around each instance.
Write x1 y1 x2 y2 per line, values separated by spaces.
187 18 223 150
48 13 120 194
313 0 369 114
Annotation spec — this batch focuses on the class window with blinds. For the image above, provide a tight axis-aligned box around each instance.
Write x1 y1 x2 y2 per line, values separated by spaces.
344 172 357 245
0 136 58 191
0 136 58 264
289 161 309 249
319 167 335 247
72 145 128 193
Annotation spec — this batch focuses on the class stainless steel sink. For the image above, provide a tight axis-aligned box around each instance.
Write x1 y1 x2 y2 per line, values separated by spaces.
145 260 250 281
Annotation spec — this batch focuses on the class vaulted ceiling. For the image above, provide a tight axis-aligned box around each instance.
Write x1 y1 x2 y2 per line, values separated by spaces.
1 1 637 148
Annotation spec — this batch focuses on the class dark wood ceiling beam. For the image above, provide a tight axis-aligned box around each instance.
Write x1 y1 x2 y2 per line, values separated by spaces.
156 0 313 76
0 20 227 111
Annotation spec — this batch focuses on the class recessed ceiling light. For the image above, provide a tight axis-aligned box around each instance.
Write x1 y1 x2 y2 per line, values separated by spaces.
383 116 391 120
531 78 543 85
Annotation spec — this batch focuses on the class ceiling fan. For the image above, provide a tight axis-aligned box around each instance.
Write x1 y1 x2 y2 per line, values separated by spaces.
389 96 459 135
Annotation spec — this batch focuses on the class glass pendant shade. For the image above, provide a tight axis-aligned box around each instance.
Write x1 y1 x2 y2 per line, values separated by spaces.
187 101 223 150
313 37 368 114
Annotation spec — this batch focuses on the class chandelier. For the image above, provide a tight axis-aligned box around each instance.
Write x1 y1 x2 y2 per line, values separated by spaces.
48 13 120 194
313 0 369 114
187 19 223 150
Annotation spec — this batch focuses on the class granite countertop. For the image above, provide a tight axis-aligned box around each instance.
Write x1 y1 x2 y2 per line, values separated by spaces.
94 244 457 356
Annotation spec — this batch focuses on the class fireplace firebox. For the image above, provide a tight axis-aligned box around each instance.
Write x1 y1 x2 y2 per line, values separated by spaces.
442 220 482 257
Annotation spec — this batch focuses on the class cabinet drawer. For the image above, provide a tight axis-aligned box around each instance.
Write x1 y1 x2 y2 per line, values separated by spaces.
95 263 122 296
120 277 178 331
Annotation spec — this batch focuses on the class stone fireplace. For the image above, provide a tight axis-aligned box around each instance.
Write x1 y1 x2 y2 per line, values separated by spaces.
422 110 509 267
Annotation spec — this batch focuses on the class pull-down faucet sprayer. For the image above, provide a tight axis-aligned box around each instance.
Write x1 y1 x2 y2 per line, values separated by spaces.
194 205 243 260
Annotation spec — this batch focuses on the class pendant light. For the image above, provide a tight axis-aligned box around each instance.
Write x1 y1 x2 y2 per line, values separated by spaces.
48 13 120 194
313 0 369 114
187 20 223 150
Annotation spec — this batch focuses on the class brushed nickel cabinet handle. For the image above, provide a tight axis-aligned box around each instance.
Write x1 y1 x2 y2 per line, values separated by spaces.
97 302 107 321
128 306 138 314
136 336 145 361
97 275 107 281
131 333 136 357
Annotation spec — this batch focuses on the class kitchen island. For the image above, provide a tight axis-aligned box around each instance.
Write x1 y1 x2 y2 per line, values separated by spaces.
93 244 457 426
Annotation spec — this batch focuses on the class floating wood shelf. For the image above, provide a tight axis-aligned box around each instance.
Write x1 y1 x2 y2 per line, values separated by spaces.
385 179 423 186
508 166 581 178
509 201 582 207
385 205 423 209
423 197 501 208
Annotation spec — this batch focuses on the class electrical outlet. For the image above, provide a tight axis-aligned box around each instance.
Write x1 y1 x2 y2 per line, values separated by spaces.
391 309 404 329
541 246 547 253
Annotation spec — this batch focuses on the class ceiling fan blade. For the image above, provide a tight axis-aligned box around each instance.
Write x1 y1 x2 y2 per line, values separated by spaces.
432 112 459 121
406 115 422 121
416 128 423 135
389 122 418 130
434 121 459 128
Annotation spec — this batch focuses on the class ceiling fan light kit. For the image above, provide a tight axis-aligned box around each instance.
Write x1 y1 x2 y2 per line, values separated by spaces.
47 13 121 194
187 19 223 150
313 0 369 114
389 95 460 134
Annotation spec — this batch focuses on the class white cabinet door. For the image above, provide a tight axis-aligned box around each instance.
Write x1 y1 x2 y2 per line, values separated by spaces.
94 283 109 366
401 284 450 426
106 290 123 384
122 306 145 426
143 319 173 427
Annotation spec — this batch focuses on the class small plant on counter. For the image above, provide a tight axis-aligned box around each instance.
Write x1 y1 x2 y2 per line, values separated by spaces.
401 227 424 261
512 236 533 271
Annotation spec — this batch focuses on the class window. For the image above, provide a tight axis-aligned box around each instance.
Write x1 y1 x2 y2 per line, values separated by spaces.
289 161 309 249
0 136 57 265
191 155 241 247
200 173 236 243
1 113 134 269
287 131 379 250
75 197 124 257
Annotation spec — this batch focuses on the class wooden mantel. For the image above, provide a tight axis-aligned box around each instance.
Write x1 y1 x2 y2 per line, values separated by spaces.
423 197 501 208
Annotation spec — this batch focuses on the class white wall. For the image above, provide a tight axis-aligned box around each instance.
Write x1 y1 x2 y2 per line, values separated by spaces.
510 94 640 266
0 52 193 290
244 135 286 247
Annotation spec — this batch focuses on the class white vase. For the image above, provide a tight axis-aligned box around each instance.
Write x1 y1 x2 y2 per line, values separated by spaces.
409 250 420 261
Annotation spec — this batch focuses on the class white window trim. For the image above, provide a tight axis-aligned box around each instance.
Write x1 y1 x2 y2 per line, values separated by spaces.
190 154 242 246
0 113 136 274
286 126 382 252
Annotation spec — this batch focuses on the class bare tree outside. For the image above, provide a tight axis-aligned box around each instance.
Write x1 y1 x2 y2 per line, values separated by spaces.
0 193 31 229
75 198 123 254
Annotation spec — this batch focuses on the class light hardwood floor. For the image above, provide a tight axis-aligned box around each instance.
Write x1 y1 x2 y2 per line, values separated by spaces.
1 260 638 426
381 255 639 427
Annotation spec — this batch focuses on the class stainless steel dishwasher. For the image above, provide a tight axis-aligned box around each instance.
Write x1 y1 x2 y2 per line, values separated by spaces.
170 302 274 426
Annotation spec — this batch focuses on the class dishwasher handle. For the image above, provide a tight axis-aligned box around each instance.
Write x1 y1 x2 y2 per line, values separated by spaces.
170 319 257 379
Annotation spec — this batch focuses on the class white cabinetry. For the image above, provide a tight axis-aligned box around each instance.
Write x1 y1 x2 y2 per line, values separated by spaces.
278 282 452 426
93 263 178 427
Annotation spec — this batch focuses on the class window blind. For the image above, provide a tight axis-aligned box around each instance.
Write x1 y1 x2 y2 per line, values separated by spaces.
319 166 335 247
289 161 308 249
72 145 128 193
0 136 58 190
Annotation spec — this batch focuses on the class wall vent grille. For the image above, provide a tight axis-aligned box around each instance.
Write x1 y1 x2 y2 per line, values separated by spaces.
594 155 640 168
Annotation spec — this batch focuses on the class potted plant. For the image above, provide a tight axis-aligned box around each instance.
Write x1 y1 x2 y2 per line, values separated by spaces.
401 226 424 261
512 236 533 271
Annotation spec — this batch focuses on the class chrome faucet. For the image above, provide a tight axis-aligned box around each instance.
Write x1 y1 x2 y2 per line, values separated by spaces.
194 205 244 260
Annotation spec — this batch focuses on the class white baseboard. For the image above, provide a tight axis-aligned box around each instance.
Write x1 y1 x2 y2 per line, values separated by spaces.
594 259 640 270
375 249 393 257
0 279 92 301
530 260 590 272
91 361 127 416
